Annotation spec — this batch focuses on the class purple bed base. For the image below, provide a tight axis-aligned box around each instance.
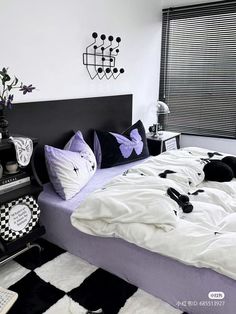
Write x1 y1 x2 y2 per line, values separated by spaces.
39 162 236 314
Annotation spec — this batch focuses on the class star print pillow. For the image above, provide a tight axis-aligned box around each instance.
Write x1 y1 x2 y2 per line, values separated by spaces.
94 120 149 168
45 134 97 200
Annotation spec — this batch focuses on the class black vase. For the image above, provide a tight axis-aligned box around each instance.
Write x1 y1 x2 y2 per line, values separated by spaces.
0 109 9 139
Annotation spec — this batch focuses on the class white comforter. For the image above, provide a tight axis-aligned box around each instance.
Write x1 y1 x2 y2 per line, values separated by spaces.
71 147 236 280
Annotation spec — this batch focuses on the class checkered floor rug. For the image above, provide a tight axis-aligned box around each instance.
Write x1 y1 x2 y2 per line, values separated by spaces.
0 239 183 314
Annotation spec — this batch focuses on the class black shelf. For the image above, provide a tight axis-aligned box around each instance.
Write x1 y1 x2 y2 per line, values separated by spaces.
0 225 45 257
0 184 43 205
0 133 45 265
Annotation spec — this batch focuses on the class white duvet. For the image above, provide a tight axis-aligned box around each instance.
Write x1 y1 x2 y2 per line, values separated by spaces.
71 147 236 280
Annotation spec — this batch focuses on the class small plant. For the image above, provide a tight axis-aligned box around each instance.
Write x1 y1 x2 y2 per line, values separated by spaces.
0 67 35 110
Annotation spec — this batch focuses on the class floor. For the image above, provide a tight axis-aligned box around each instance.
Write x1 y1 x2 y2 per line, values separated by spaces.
0 239 183 314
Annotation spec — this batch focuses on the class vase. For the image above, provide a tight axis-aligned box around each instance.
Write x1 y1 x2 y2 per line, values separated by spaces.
0 109 9 139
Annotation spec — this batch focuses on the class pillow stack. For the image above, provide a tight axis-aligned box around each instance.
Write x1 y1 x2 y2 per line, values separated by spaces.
45 120 149 199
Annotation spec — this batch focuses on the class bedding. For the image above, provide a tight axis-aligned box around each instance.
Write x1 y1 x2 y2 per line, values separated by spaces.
94 120 149 168
39 152 236 314
71 147 236 281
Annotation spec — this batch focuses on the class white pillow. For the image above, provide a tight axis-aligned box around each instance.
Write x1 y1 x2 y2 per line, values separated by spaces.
45 132 97 200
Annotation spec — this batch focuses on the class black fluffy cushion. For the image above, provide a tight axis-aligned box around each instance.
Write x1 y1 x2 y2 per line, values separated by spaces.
221 156 236 177
203 160 234 182
94 120 149 168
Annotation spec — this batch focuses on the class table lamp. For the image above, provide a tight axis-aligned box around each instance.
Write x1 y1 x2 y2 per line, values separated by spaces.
156 101 170 133
149 101 170 137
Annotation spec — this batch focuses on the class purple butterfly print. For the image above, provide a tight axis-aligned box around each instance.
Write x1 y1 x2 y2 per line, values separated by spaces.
111 128 143 158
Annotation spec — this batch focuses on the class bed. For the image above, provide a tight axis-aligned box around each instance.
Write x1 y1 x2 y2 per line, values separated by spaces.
7 94 236 314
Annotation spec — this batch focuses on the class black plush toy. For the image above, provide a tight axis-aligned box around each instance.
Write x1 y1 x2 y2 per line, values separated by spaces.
203 156 236 182
221 156 236 177
167 187 193 213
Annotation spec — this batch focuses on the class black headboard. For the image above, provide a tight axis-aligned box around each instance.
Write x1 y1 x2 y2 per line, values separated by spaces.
6 94 132 183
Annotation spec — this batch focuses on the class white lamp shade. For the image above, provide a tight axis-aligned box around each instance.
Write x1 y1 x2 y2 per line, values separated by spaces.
157 101 170 114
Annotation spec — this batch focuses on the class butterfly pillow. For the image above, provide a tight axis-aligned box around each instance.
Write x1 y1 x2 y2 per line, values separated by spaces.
94 120 149 168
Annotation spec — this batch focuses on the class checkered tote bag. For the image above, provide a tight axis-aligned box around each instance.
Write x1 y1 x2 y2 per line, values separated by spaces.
0 195 40 242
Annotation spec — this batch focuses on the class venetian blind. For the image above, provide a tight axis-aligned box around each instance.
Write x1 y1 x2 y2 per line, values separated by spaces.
159 1 236 138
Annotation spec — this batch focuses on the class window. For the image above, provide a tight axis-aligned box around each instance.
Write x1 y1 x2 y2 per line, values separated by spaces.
159 1 236 138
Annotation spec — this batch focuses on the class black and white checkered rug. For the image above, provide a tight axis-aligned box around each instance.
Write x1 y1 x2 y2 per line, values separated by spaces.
0 240 182 314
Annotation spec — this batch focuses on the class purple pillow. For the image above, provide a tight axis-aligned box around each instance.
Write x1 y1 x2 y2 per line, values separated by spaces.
64 131 90 153
45 131 97 200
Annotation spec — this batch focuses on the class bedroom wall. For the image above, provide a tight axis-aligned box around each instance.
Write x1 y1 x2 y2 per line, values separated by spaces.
0 0 162 128
1 0 235 154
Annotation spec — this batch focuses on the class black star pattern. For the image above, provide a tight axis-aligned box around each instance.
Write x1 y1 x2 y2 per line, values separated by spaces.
122 170 129 176
159 170 176 178
73 164 79 176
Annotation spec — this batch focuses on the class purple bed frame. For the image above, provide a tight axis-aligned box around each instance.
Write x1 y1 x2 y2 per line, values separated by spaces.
8 95 236 314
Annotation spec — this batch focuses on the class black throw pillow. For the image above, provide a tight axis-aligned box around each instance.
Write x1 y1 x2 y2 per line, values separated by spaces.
221 156 236 177
203 160 234 182
94 120 149 168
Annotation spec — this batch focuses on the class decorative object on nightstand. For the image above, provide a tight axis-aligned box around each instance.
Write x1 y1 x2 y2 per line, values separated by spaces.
146 131 181 156
0 67 35 139
149 101 170 138
9 136 33 167
0 136 45 266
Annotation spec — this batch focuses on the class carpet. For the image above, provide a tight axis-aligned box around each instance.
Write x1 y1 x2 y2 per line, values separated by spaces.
0 239 183 314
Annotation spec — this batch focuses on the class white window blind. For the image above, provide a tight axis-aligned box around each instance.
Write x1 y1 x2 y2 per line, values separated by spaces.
160 1 236 138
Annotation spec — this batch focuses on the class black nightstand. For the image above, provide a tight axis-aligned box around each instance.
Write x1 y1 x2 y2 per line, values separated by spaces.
147 131 181 156
0 136 45 265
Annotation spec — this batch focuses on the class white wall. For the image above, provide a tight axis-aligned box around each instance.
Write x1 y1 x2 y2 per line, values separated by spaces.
1 0 235 154
181 135 236 155
0 0 162 127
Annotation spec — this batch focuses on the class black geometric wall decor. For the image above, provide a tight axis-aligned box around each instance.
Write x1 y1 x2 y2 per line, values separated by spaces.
83 32 125 80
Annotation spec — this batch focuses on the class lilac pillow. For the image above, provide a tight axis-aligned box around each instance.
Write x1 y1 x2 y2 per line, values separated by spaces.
64 131 89 152
45 131 97 200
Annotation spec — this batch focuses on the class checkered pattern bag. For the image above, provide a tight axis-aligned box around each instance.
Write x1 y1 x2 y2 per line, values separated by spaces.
0 195 40 242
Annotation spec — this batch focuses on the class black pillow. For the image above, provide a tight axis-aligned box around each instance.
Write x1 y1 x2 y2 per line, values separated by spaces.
221 156 236 177
94 120 149 168
203 160 234 182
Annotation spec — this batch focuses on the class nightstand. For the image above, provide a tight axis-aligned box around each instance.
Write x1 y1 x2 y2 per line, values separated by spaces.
0 136 45 265
146 131 181 156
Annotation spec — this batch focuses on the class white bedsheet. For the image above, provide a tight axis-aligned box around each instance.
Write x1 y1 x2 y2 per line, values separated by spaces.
71 147 236 280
